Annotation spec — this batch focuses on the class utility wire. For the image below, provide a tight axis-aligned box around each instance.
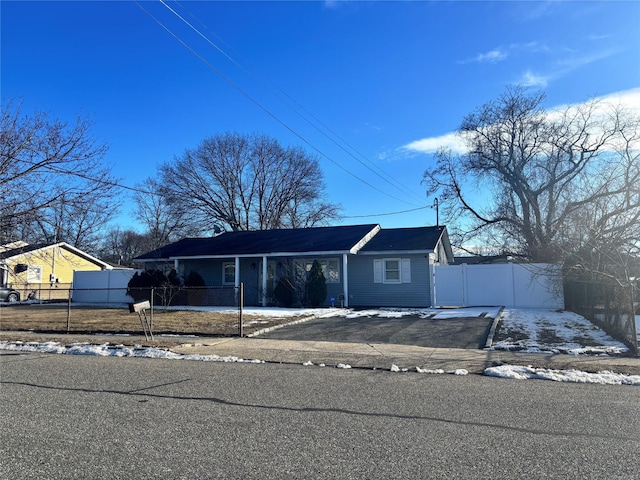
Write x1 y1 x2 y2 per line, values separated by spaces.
164 0 426 205
343 205 432 218
133 0 425 207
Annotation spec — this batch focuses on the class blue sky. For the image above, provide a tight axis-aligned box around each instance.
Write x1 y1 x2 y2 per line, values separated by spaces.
2 1 639 231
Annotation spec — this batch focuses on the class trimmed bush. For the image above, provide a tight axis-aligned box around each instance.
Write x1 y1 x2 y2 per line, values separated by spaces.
185 270 207 306
273 277 296 307
127 269 181 306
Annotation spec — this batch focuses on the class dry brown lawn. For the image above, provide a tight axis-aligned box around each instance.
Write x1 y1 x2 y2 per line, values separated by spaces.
0 303 302 337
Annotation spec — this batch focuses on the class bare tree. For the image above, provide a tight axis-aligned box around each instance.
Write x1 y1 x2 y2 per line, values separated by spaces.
133 178 202 250
0 100 120 249
98 227 151 267
158 132 341 232
24 189 119 252
423 87 640 270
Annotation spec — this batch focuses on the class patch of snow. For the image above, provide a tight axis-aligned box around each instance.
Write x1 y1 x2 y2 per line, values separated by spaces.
302 361 313 366
390 364 408 372
336 363 352 369
489 308 628 355
448 369 469 375
416 367 445 374
484 365 640 386
336 306 504 320
0 341 264 363
432 307 502 319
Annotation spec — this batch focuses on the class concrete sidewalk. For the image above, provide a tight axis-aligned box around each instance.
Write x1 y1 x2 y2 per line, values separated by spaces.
170 336 640 375
3 331 639 375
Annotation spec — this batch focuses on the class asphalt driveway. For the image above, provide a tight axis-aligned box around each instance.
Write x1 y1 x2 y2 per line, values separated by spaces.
259 311 496 349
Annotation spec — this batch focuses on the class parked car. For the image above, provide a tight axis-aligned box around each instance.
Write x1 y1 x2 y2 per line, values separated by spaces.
0 286 20 302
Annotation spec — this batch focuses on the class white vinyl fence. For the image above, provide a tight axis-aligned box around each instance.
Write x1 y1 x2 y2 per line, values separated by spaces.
72 269 139 304
433 263 563 309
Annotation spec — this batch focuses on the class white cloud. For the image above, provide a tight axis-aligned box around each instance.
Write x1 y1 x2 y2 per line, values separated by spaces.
401 132 466 155
460 42 549 67
475 49 507 63
518 70 549 88
401 87 640 156
517 50 616 89
600 87 640 111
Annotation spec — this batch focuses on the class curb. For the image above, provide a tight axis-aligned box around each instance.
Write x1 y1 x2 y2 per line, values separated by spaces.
484 306 505 349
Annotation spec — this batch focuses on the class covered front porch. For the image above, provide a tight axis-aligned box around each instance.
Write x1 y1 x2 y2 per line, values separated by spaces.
173 253 351 307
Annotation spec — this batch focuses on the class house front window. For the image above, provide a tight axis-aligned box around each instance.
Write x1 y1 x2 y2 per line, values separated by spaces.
27 265 43 283
222 262 235 285
384 259 401 283
374 258 411 284
293 258 340 283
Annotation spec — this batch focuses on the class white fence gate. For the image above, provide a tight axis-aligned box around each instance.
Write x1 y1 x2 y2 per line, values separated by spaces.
433 263 563 309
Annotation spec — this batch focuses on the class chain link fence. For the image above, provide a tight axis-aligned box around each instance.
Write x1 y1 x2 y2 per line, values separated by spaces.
10 283 73 302
0 285 248 338
564 279 638 356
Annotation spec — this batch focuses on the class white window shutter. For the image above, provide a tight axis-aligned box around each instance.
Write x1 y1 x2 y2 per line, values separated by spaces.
373 259 383 283
401 258 411 283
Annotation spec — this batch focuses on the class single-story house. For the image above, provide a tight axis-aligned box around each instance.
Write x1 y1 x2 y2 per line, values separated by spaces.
0 242 112 297
133 224 453 307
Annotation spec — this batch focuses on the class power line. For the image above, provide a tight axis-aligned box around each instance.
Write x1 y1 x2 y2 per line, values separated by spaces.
133 0 423 207
343 205 432 219
164 0 426 205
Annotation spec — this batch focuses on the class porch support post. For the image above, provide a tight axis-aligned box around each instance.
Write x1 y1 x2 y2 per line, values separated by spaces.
342 253 349 308
262 255 268 307
174 259 179 273
235 257 240 287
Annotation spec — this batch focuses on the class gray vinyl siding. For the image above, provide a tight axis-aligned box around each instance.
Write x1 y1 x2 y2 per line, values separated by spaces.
180 259 261 303
433 241 451 265
348 254 431 307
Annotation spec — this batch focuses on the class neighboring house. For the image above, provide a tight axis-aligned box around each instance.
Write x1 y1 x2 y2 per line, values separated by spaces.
0 242 112 298
133 224 453 307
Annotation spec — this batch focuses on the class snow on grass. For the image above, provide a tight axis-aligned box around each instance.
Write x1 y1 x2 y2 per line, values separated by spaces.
0 341 264 363
338 306 501 320
484 365 640 386
3 307 637 386
490 308 628 355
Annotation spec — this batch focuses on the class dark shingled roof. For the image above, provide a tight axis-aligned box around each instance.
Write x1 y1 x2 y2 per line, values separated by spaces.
0 243 49 260
359 226 445 252
135 224 380 260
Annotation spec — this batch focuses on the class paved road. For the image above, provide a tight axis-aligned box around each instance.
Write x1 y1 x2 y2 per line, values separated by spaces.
2 352 638 479
259 313 494 349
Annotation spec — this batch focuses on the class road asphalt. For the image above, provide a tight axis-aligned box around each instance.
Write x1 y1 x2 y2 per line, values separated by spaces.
2 330 640 376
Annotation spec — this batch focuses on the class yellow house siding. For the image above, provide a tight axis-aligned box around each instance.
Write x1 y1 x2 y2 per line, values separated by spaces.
6 245 105 286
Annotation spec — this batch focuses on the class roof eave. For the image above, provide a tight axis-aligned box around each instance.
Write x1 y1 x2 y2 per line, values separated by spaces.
167 250 357 261
358 249 434 255
349 224 381 254
1 242 112 270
